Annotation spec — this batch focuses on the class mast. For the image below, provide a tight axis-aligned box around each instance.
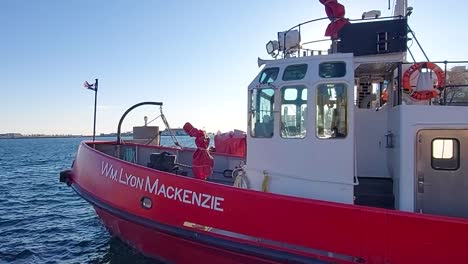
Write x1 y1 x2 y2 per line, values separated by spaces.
394 0 408 17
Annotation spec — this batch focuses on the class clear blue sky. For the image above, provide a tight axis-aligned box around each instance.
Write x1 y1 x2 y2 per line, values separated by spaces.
1 0 466 135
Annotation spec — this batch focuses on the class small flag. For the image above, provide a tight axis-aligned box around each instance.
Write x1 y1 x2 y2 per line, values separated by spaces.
83 81 96 91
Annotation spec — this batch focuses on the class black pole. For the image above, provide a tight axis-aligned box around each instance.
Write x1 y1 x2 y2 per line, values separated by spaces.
397 63 403 106
407 25 430 62
443 61 448 105
93 79 98 142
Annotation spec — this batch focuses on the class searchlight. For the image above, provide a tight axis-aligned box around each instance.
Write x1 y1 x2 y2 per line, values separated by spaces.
265 29 301 58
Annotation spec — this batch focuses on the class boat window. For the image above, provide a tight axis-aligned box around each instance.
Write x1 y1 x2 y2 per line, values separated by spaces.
316 83 347 139
250 88 275 138
259 67 280 84
282 64 308 81
281 86 307 138
319 62 346 78
431 138 460 170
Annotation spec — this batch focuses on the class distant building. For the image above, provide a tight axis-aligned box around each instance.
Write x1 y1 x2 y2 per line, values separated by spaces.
160 128 188 136
99 132 133 137
0 133 23 139
446 66 468 105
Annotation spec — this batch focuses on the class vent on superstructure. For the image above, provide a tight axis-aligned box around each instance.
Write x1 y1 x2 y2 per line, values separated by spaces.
377 32 389 53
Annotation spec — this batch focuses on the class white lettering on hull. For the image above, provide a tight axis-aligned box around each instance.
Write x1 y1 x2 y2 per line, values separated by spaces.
100 161 224 212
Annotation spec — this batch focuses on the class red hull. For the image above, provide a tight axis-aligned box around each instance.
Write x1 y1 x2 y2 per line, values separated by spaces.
95 207 282 264
67 142 468 264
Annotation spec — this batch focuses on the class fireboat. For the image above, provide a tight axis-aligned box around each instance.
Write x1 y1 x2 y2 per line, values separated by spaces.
60 1 468 263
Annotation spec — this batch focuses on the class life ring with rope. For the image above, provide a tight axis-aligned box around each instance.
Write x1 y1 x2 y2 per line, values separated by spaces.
402 62 446 100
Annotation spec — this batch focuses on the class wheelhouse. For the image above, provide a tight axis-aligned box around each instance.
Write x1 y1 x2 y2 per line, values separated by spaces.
245 14 468 218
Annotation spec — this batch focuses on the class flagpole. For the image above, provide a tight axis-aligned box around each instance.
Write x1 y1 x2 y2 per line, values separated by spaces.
93 78 98 142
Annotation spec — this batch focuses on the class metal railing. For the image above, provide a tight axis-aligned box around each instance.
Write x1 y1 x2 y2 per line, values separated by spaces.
398 61 468 106
279 15 405 58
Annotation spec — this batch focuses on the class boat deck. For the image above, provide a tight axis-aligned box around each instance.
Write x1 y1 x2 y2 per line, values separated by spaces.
92 141 395 209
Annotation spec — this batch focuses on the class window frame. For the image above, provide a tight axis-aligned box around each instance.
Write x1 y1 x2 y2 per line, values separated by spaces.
431 138 460 171
259 67 280 84
249 88 276 138
280 85 308 139
315 82 348 139
319 61 347 78
282 64 308 81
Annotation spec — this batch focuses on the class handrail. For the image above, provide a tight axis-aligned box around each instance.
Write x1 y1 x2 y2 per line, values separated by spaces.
282 17 330 57
284 15 404 35
396 60 468 106
402 60 468 64
116 102 163 144
284 17 330 34
279 15 406 58
348 15 403 22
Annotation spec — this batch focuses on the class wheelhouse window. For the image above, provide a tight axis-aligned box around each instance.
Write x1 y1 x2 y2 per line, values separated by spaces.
259 67 279 84
281 86 307 138
282 64 308 81
250 88 275 138
316 83 347 138
432 139 460 170
319 62 346 78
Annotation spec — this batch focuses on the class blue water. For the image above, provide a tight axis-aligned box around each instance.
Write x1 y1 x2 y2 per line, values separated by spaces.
0 137 195 264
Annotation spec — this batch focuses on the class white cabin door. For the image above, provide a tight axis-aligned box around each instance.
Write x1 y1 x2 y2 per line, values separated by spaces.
416 129 468 218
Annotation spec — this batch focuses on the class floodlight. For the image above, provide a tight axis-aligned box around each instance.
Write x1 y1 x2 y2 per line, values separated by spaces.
266 40 279 56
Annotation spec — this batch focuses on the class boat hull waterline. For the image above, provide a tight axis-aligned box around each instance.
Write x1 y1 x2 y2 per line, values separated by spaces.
67 142 468 264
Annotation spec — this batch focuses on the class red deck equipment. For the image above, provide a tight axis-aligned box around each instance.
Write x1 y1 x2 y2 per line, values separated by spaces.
183 122 214 180
319 0 349 38
214 130 247 157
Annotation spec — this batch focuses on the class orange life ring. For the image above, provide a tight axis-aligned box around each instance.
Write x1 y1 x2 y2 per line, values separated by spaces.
402 62 446 100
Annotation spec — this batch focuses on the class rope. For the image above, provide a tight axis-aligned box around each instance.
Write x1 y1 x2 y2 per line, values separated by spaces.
247 167 358 186
175 162 192 168
147 115 161 125
160 107 181 147
262 171 270 192
140 107 181 147
144 114 162 145
233 167 249 189
234 174 249 189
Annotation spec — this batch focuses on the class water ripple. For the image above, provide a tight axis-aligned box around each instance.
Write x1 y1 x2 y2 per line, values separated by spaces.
0 137 175 264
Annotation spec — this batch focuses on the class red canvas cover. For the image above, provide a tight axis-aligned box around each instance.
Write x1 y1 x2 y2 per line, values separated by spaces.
319 0 349 38
183 122 214 180
214 130 246 157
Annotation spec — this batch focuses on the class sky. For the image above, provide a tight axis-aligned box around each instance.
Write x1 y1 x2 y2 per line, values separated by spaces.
1 0 467 135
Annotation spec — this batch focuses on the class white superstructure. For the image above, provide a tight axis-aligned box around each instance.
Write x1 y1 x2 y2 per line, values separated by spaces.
242 6 468 218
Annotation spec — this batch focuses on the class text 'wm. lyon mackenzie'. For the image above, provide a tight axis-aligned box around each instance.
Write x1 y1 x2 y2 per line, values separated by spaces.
101 161 224 212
